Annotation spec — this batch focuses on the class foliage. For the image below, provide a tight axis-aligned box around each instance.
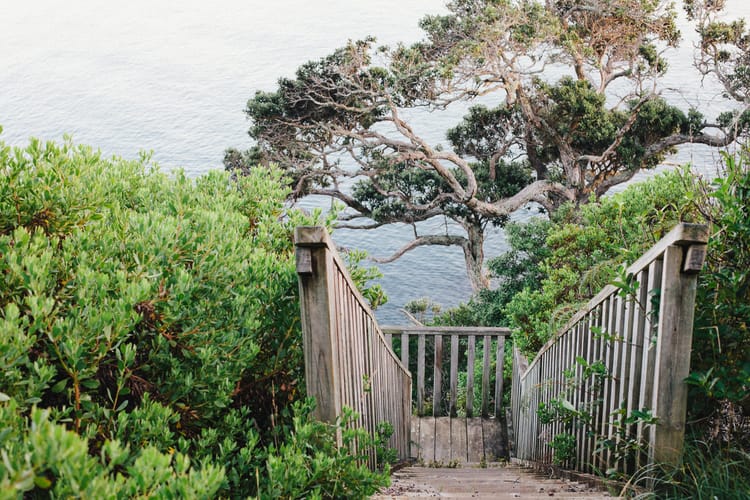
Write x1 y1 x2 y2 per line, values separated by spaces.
627 439 750 499
436 219 552 327
0 401 225 498
255 403 390 500
505 169 701 354
549 433 576 466
687 149 750 424
227 0 750 289
0 136 388 498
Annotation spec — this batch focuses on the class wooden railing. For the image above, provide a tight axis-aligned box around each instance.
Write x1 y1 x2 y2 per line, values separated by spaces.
511 223 708 476
295 226 412 467
381 326 511 418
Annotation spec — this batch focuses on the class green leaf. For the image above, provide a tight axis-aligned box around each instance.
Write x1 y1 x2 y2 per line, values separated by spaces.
51 378 68 393
34 475 53 489
561 399 576 413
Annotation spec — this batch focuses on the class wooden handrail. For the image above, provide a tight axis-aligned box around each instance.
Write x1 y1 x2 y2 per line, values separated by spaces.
295 226 412 467
510 223 708 477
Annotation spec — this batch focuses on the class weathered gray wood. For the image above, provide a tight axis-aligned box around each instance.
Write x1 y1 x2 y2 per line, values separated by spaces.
650 245 700 465
295 226 412 466
434 417 452 462
418 417 436 463
449 334 459 416
483 418 505 461
382 326 511 336
410 415 420 460
636 259 662 468
417 334 426 415
467 417 485 462
683 243 707 273
466 335 476 417
494 336 505 417
482 336 491 417
401 332 409 368
403 369 412 459
296 245 341 427
450 417 468 463
433 335 443 417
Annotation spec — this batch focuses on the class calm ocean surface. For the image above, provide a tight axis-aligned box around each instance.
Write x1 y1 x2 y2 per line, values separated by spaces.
2 1 748 322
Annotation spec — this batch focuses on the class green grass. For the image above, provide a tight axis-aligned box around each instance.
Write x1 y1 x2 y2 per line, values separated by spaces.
624 440 750 499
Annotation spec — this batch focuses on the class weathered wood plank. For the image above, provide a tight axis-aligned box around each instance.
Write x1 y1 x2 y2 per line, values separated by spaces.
410 415 420 460
434 417 452 462
296 226 412 465
636 259 662 468
650 245 699 465
483 418 505 461
417 334 425 415
382 326 511 336
401 332 409 368
297 246 341 426
433 335 443 417
418 417 435 463
466 335 476 417
450 417 468 463
449 334 459 416
482 335 491 417
494 336 505 417
467 417 484 463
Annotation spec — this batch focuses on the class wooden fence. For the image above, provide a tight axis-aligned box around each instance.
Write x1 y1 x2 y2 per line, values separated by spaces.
511 223 708 476
381 326 511 418
295 226 412 467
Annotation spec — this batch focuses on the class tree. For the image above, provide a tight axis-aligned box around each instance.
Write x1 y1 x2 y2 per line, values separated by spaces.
229 0 750 291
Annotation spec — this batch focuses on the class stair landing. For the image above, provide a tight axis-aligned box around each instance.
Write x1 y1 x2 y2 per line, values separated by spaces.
373 464 618 499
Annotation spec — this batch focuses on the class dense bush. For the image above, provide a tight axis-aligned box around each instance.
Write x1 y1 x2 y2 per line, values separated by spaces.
504 169 702 354
687 152 750 433
0 137 387 498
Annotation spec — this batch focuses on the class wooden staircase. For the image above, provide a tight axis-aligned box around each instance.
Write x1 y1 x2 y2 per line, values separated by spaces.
294 223 708 493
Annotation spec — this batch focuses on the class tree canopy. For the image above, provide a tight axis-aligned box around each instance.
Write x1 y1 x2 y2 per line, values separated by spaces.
229 0 750 290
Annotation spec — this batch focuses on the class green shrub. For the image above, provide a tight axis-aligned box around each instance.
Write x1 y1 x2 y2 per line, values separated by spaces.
0 399 225 498
258 403 390 500
0 136 387 498
687 150 750 430
505 169 702 354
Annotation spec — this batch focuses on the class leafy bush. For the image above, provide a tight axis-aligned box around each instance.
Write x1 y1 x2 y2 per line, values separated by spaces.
0 136 388 498
504 169 702 354
258 403 390 499
686 150 750 434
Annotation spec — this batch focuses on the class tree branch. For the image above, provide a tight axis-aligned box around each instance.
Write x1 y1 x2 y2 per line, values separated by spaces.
371 234 468 264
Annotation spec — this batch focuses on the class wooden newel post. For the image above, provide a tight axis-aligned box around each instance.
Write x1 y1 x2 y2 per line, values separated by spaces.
649 237 707 465
294 226 341 428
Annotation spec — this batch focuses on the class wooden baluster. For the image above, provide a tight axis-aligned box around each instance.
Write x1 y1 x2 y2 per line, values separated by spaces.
433 334 443 417
466 335 476 418
481 335 491 417
417 334 425 416
494 336 505 418
449 334 459 416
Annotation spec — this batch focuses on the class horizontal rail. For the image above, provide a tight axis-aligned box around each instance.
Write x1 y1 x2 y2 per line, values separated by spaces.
382 326 512 336
511 223 708 477
296 226 412 466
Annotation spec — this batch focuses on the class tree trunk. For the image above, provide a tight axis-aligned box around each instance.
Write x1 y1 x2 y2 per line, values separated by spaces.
463 223 489 291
